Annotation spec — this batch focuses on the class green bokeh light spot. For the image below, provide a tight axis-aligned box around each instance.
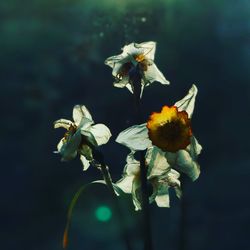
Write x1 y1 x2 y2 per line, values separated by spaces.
95 205 112 222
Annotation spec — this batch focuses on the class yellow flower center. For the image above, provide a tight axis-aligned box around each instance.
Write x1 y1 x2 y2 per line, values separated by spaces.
134 54 145 62
147 106 192 153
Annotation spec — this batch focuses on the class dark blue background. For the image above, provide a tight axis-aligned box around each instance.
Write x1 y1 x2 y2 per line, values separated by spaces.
2 0 249 249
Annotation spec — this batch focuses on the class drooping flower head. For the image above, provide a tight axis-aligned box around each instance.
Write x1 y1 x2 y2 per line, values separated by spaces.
54 105 111 170
116 148 181 210
105 41 169 97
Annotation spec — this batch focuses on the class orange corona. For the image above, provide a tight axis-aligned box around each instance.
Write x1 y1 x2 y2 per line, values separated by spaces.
147 106 192 152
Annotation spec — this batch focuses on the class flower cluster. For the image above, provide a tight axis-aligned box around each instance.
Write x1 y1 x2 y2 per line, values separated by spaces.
54 41 202 211
115 84 201 209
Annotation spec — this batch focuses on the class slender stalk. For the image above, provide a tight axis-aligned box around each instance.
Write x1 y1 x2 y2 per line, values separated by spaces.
178 177 187 250
139 150 153 250
92 149 133 250
129 65 153 250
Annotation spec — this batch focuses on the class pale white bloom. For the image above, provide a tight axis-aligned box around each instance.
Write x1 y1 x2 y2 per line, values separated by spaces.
116 148 181 210
105 41 169 96
116 84 202 181
54 105 111 170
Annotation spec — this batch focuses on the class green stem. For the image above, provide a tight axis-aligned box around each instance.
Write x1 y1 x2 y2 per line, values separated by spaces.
178 177 187 250
129 68 153 250
139 150 153 250
91 150 133 250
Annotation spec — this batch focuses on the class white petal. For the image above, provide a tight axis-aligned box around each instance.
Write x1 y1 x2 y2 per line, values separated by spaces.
188 136 202 157
116 123 152 151
113 79 134 94
174 84 198 118
131 177 142 210
123 41 156 61
176 149 200 181
116 176 134 194
122 43 142 57
124 152 140 175
154 182 170 207
105 54 125 69
73 105 93 126
54 119 73 129
88 124 112 146
113 76 133 92
80 129 98 147
59 130 82 161
144 63 170 85
146 147 170 178
136 41 156 60
167 169 182 198
155 194 170 207
112 60 127 77
80 155 90 171
56 138 64 152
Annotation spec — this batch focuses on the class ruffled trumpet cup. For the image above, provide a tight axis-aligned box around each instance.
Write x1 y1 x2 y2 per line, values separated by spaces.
54 105 111 170
105 41 169 97
147 106 192 153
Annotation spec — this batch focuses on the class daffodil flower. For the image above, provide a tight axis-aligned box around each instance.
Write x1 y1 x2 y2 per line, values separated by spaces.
105 41 169 97
54 105 111 170
116 148 181 210
116 84 202 181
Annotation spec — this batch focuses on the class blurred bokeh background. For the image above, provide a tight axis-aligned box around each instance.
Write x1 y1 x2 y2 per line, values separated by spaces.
2 0 249 249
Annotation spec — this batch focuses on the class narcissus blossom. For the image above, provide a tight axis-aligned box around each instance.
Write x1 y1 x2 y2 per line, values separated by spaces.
116 148 181 210
54 105 111 170
116 85 202 181
105 41 169 96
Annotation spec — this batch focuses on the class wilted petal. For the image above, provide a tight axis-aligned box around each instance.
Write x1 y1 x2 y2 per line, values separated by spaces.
137 41 156 60
176 149 200 181
123 41 156 61
73 105 93 126
132 176 142 210
144 63 170 86
54 119 73 130
116 123 152 151
105 54 125 69
188 136 202 158
167 169 182 198
113 77 134 94
116 176 134 194
124 152 140 175
155 194 170 207
154 182 170 207
88 124 111 146
175 84 198 118
146 147 170 178
168 168 180 181
80 155 90 171
122 43 141 57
